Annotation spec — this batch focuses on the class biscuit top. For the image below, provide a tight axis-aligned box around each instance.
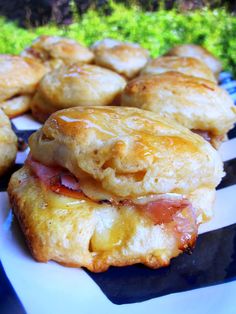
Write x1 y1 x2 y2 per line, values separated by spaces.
29 106 223 198
121 72 236 136
22 35 94 65
165 44 222 76
91 38 149 79
35 63 126 108
0 55 46 102
140 56 216 82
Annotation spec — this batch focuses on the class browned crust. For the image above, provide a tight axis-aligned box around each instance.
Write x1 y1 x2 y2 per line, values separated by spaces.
8 183 49 263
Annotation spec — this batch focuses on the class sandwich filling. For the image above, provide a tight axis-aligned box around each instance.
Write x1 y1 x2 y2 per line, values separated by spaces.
191 129 225 147
26 155 198 252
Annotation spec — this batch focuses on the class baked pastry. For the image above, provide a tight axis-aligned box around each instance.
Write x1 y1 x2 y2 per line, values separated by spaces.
165 44 222 77
0 109 17 176
0 55 46 118
140 56 216 82
121 72 236 148
91 38 149 79
22 36 94 71
31 63 126 123
8 106 223 272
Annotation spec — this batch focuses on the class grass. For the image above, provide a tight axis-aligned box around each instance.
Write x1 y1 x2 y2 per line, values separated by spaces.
0 2 235 75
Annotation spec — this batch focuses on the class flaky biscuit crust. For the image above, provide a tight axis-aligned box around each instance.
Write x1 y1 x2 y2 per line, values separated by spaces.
8 165 201 272
22 36 94 70
0 109 17 175
121 72 236 139
0 55 46 117
165 44 222 77
91 38 149 79
30 64 126 122
140 56 216 82
0 55 46 103
29 106 223 198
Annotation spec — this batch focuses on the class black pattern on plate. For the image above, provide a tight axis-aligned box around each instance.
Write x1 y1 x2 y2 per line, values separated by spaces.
228 125 236 140
217 158 236 190
13 129 36 144
0 164 22 192
0 261 26 314
86 223 236 304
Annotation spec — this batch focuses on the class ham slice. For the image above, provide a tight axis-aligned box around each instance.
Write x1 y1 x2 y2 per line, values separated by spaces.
191 129 211 142
137 198 191 224
26 155 82 198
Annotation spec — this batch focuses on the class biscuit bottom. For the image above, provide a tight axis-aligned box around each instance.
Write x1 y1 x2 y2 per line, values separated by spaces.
8 165 198 272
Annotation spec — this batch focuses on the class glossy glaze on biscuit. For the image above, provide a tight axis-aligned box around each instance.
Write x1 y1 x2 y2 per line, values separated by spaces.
91 38 149 79
121 72 236 146
140 56 216 82
165 44 222 77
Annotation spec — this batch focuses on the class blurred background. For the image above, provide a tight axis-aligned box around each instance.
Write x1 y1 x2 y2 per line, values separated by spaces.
0 0 235 74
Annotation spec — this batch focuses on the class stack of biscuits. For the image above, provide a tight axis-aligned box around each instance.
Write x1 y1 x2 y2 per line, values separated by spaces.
2 36 235 272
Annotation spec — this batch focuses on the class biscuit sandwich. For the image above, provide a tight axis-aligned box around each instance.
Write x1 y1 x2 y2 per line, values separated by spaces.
121 72 236 148
8 106 224 272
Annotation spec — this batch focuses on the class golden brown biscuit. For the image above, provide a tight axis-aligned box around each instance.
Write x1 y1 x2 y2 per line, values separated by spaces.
8 106 223 272
22 36 94 71
140 56 216 82
165 44 222 77
121 72 236 148
0 55 46 118
0 109 17 175
31 63 126 123
91 38 150 79
0 95 32 118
